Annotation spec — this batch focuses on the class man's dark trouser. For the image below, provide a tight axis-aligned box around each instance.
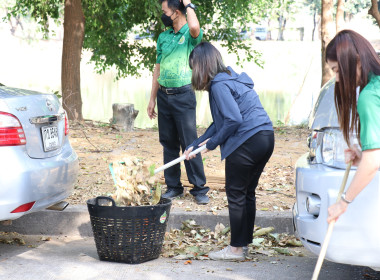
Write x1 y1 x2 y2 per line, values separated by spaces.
225 130 275 247
157 85 208 196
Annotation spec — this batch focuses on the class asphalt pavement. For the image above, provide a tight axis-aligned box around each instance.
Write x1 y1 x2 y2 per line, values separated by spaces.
0 235 379 280
0 205 379 279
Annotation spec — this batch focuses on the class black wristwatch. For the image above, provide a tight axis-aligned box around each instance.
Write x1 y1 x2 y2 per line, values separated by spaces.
185 3 196 10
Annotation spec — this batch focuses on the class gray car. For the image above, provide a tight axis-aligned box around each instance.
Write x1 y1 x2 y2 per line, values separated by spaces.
0 86 78 222
292 77 380 270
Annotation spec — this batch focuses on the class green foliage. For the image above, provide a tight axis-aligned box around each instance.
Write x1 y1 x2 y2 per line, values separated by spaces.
269 0 303 22
4 0 274 77
274 120 286 134
148 164 156 176
302 0 374 20
202 156 207 163
82 0 273 77
51 90 62 99
96 122 110 127
346 0 380 27
344 0 371 14
262 0 303 41
195 0 270 68
3 0 63 38
303 0 321 15
296 121 308 129
275 120 285 127
82 0 161 77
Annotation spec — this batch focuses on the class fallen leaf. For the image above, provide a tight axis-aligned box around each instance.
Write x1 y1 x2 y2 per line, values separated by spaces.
274 247 293 256
253 227 275 237
252 238 265 247
151 184 161 205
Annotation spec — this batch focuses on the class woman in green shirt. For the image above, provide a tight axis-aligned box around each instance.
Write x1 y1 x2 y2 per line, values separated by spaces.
326 30 380 223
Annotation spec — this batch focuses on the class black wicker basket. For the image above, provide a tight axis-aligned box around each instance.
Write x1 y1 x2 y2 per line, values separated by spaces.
87 196 172 264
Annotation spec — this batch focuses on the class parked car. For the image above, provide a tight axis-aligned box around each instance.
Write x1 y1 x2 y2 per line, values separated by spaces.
0 86 78 223
254 27 267 41
292 76 380 270
239 28 252 40
134 29 154 40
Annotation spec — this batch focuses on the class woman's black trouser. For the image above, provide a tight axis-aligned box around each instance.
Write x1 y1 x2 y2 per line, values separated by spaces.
225 130 275 247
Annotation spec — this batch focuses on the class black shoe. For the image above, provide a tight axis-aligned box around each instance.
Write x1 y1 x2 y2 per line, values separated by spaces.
162 188 184 199
194 194 209 205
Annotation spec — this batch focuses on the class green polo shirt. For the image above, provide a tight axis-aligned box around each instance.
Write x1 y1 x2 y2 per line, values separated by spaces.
357 74 380 151
156 23 203 88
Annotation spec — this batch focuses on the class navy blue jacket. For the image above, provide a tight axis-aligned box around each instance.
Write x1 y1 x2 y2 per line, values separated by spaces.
189 67 273 160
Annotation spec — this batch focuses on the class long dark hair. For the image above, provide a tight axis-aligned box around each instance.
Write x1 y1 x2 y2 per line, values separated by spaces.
189 42 230 91
326 29 380 146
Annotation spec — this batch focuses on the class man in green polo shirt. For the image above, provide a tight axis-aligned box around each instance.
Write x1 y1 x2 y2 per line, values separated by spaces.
147 0 209 204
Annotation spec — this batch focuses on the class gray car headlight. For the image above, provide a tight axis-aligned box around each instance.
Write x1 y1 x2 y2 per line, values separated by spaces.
322 128 358 168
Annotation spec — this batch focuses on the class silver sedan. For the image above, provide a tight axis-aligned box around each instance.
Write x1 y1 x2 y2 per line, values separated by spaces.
0 86 78 222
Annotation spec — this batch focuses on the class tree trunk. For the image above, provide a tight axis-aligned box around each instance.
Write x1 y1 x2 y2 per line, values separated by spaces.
277 15 285 41
298 27 304 41
368 0 380 28
267 19 272 40
336 0 345 32
312 10 317 41
321 0 335 86
62 0 85 121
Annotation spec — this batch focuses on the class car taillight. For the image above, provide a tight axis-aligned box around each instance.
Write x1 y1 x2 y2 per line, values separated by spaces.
64 111 69 135
11 201 35 213
0 112 26 146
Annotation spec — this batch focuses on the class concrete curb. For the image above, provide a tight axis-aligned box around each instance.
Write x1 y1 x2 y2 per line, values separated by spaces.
0 205 294 237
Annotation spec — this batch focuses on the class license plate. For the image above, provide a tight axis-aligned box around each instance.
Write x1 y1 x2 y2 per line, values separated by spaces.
41 126 59 152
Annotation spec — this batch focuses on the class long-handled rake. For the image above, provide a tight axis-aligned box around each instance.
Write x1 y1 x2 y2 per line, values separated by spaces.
311 161 352 280
154 145 206 174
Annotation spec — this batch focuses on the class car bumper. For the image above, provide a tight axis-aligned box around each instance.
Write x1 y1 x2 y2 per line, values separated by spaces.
293 153 380 268
0 142 78 221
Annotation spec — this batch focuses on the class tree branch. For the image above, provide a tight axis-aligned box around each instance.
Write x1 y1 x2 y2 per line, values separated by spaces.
368 0 380 27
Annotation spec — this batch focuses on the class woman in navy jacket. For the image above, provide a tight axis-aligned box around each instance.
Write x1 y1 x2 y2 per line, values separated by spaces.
184 42 275 261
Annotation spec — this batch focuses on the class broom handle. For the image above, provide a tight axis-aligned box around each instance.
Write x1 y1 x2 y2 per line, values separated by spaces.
154 145 207 175
311 161 352 280
336 162 352 200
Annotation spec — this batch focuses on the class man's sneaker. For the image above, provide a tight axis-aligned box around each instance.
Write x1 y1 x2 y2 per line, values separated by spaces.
161 188 184 199
194 194 209 205
208 245 245 261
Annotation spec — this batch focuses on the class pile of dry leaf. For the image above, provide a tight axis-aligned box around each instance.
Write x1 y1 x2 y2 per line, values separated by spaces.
110 157 161 206
162 219 303 260
0 231 26 246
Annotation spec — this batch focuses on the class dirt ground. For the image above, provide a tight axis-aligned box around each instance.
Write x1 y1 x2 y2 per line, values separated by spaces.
67 121 309 213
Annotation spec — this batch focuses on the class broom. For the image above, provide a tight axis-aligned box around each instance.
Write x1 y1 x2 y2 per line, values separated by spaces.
311 161 352 280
